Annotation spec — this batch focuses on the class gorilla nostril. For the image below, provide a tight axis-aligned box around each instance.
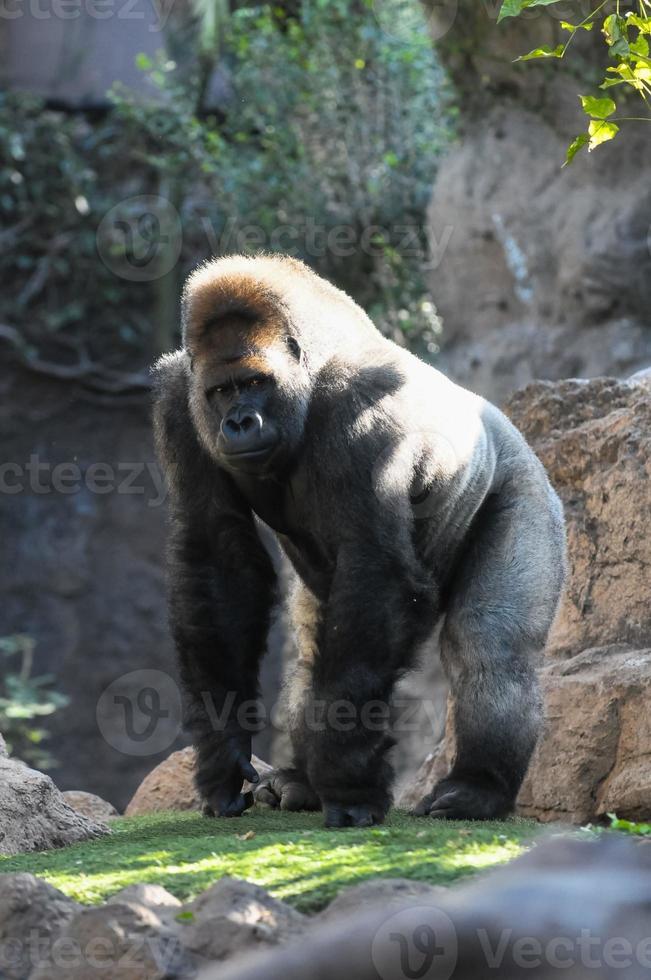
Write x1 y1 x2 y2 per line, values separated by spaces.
240 415 254 433
224 418 241 436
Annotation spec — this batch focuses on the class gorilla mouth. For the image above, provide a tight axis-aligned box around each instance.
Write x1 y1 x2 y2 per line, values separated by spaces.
223 443 276 460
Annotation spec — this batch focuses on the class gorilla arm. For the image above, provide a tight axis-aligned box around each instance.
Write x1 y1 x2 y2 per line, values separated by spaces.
153 352 276 816
305 524 439 827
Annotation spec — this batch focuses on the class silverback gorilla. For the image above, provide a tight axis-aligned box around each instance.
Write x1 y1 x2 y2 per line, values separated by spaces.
153 254 566 828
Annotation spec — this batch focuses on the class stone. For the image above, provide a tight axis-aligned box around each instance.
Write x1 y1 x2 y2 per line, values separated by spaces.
125 749 272 816
30 902 195 980
519 647 651 823
0 757 109 856
506 378 651 658
0 733 7 757
107 884 181 910
62 791 119 822
320 878 446 921
0 873 79 980
175 877 305 962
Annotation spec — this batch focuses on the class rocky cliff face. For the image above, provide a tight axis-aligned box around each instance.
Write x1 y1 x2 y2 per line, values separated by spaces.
426 2 651 404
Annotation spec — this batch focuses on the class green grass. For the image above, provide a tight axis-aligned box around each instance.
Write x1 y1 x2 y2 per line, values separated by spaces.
0 809 540 914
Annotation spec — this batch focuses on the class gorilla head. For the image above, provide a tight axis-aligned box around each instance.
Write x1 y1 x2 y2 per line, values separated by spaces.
183 282 307 477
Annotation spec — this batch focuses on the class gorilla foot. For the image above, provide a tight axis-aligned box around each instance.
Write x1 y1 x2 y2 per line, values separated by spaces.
254 768 321 812
323 800 388 828
413 777 512 821
202 790 254 818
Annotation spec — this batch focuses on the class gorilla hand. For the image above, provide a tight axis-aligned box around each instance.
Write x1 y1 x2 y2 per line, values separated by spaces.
197 731 259 818
254 767 321 811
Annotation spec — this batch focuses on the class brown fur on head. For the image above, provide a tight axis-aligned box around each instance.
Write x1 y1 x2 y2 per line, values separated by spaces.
182 255 305 356
181 253 380 370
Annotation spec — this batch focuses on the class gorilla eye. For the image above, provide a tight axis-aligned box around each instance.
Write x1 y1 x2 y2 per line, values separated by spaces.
286 336 301 361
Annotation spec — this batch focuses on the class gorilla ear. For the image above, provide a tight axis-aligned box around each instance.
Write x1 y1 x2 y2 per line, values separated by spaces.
286 336 302 361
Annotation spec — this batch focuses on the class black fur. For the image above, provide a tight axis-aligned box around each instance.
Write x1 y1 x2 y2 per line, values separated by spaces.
153 255 566 826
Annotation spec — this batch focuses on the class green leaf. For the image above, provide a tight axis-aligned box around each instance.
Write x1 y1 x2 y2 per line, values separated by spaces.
516 44 565 61
135 53 153 71
629 14 651 35
602 13 630 56
587 119 619 150
564 133 589 165
579 94 616 118
631 35 650 57
498 0 566 18
560 20 593 32
498 0 530 23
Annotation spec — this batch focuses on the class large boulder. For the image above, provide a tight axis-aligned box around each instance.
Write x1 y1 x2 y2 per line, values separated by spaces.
0 757 109 856
125 749 272 816
0 873 80 980
29 901 195 980
507 377 651 657
400 376 651 822
175 877 305 963
62 791 119 823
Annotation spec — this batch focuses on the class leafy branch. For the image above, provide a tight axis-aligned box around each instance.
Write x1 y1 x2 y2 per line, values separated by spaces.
498 0 651 162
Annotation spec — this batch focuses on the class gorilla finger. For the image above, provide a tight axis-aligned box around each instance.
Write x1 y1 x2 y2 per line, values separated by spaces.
348 805 381 827
214 790 254 818
202 802 216 818
412 794 435 817
323 805 350 828
239 758 260 784
254 784 280 808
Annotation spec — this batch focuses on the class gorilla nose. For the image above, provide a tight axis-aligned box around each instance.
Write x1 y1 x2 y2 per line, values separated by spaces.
220 411 265 453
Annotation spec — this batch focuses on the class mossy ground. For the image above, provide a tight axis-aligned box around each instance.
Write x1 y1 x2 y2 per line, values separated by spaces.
0 809 541 913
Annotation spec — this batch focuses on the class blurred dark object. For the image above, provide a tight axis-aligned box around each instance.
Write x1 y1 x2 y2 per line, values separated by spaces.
212 835 651 979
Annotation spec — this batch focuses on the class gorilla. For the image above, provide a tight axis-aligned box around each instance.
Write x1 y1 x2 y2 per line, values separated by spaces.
153 254 566 828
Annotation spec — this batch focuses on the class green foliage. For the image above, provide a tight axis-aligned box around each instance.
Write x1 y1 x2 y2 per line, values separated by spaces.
1 1 452 368
498 0 651 161
609 814 651 835
111 0 452 355
0 635 69 769
0 92 155 368
0 809 538 910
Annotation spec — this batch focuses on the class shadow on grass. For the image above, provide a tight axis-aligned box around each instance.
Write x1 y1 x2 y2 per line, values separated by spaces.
0 808 539 913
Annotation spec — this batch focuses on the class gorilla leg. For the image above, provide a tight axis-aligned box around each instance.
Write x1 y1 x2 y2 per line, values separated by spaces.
415 479 565 820
254 582 321 812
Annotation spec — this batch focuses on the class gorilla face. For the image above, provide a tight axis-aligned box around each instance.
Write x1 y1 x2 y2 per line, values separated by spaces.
190 317 310 477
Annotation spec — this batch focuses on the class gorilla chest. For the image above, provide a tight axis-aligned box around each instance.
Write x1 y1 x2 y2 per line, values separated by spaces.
231 471 333 593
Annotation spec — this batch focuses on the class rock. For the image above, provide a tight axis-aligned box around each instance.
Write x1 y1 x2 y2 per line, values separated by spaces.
0 733 7 757
0 757 109 855
206 836 651 980
30 902 195 980
0 873 80 980
321 878 446 921
125 749 272 816
506 378 651 657
628 365 651 390
518 647 651 823
62 791 119 822
108 884 181 910
175 877 305 962
424 2 651 406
